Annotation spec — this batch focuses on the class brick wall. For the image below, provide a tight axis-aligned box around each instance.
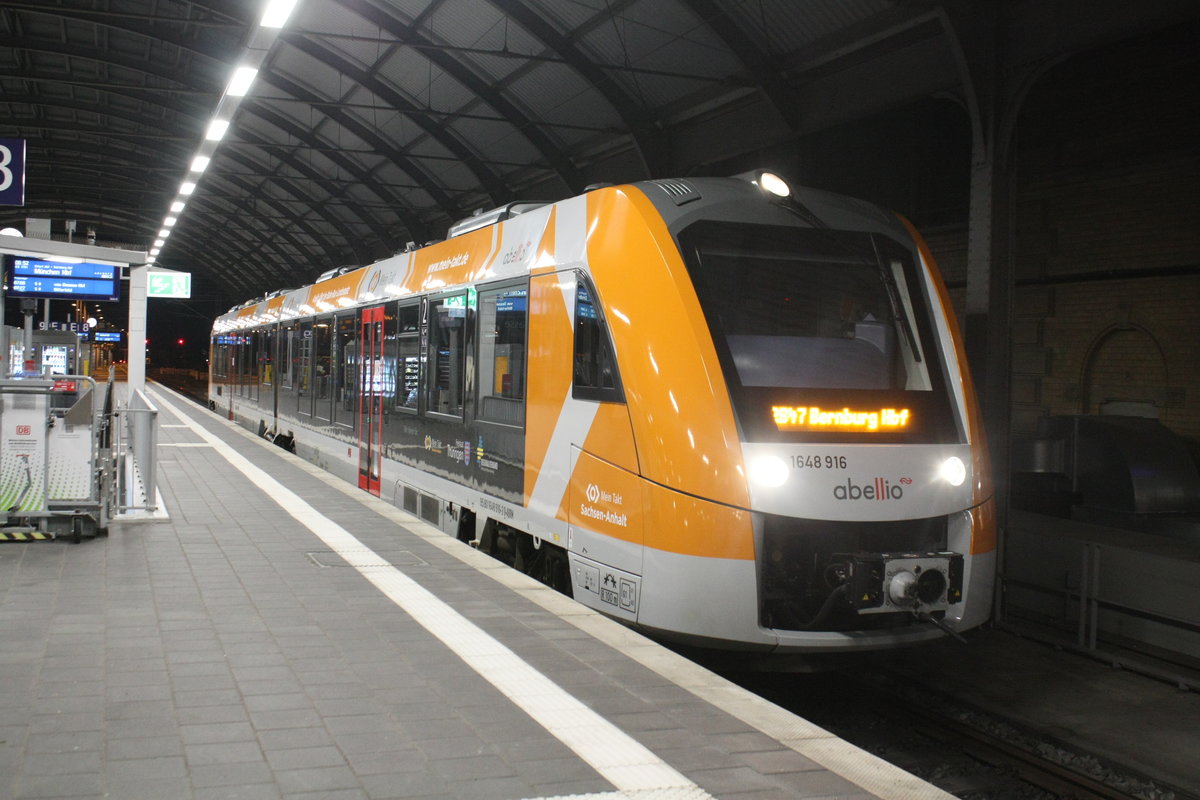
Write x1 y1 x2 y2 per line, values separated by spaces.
927 24 1200 441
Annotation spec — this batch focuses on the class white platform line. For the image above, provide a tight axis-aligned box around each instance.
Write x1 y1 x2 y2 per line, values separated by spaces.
149 389 710 798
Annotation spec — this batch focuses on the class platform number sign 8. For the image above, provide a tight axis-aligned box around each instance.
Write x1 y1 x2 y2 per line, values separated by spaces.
0 138 26 206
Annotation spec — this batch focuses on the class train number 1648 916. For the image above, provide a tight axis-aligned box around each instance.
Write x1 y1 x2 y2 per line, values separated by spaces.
791 454 848 470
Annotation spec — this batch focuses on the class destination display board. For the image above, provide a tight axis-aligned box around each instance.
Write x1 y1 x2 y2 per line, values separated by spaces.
3 255 120 302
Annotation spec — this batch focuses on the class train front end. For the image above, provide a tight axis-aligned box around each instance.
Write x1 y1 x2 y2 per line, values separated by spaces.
590 174 995 653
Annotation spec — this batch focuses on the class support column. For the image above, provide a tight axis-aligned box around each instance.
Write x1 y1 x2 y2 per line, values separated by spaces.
942 5 1022 519
964 151 1015 494
128 265 147 394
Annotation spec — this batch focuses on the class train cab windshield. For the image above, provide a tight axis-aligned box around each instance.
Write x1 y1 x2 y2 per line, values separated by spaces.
679 221 961 444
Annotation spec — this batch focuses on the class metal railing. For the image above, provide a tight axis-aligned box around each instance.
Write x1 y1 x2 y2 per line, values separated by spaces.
115 387 159 513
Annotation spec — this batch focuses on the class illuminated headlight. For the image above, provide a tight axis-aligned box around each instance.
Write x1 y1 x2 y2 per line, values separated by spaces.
749 455 789 488
939 456 967 487
758 171 790 198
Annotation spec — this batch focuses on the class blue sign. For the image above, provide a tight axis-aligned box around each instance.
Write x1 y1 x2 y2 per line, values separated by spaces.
94 332 122 342
0 138 25 206
3 255 120 302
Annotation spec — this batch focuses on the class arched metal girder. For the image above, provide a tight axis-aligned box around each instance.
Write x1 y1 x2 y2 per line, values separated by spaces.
1 88 369 284
254 64 462 217
676 0 801 130
279 32 512 208
330 0 586 195
16 177 312 298
3 117 332 279
486 0 670 177
234 97 430 248
0 16 425 259
18 129 370 290
4 192 261 298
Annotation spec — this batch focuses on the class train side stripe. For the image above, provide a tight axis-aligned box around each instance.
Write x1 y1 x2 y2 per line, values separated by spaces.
149 389 710 797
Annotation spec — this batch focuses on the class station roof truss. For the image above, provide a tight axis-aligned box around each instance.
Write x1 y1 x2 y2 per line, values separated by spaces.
1 0 1194 302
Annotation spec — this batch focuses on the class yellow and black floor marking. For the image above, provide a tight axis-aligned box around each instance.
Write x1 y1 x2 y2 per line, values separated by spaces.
0 530 55 541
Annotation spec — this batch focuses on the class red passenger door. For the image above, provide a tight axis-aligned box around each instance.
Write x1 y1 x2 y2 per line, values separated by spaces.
358 306 385 495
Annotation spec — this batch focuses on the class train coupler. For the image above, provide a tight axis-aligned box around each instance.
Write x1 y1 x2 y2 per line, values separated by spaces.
841 551 963 615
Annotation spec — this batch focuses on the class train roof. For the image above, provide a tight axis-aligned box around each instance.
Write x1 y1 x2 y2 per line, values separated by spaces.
211 173 904 333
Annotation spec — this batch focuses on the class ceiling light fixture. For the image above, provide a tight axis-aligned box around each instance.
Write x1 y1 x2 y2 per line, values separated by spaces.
152 1 299 266
227 66 258 97
205 119 230 141
261 0 299 28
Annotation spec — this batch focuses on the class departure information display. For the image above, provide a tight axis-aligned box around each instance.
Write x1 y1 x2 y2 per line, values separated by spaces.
4 255 120 301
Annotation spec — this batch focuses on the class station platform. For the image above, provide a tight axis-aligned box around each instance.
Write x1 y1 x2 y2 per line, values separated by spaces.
0 384 951 800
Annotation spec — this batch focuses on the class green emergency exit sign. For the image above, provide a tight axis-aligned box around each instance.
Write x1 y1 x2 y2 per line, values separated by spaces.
147 271 191 298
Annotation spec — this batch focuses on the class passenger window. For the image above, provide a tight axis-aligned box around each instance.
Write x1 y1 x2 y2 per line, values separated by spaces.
333 314 356 427
296 321 313 417
258 329 274 390
477 283 527 426
313 319 332 420
212 336 227 381
427 294 468 417
573 277 623 402
278 323 294 389
397 303 420 411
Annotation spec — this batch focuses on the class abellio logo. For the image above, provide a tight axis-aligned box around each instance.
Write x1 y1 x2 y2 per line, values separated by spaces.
833 477 907 501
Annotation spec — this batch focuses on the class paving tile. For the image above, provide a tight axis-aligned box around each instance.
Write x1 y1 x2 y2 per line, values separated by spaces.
189 760 275 788
20 749 104 776
194 784 283 800
249 708 325 731
105 754 188 780
185 741 267 766
257 726 336 751
285 791 368 800
180 721 257 745
342 748 426 776
103 776 191 800
350 770 447 799
328 730 413 756
106 734 184 760
176 704 250 726
264 745 348 771
23 731 104 753
274 765 361 794
12 772 104 799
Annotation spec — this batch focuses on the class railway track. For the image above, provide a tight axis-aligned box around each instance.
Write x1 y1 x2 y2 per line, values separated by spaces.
892 687 1168 799
720 666 1182 799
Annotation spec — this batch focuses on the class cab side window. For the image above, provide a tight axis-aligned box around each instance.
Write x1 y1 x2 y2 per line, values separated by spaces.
572 276 623 402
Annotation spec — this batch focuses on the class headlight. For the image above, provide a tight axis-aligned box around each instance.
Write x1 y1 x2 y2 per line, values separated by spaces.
758 171 790 198
748 455 789 488
939 456 967 486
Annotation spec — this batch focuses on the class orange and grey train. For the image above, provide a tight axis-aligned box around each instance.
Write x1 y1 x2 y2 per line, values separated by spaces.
210 171 996 654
